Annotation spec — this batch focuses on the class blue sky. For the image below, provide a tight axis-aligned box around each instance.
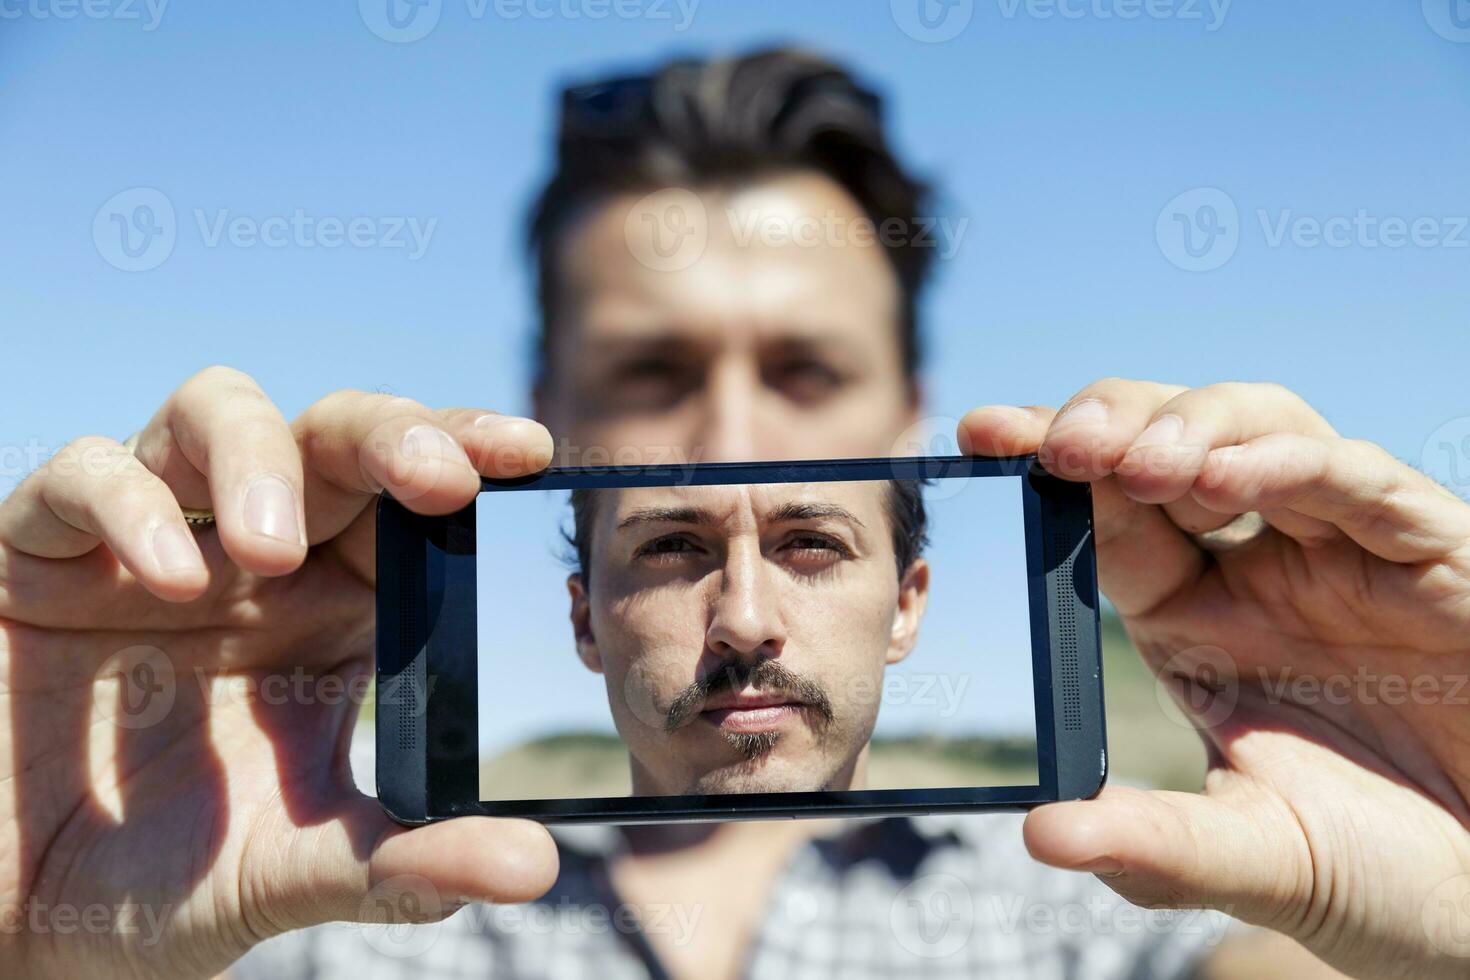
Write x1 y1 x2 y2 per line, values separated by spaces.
2 6 1468 504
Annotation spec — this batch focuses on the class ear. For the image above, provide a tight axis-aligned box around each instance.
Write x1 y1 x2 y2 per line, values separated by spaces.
887 558 930 665
567 573 602 674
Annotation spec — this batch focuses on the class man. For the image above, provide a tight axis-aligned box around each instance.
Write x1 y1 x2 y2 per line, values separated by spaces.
564 480 931 796
0 47 1466 980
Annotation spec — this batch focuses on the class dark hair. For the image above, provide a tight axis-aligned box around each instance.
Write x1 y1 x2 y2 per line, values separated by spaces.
527 46 934 385
566 481 928 588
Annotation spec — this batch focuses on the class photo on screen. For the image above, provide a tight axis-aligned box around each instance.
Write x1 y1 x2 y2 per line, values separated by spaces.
475 475 1039 800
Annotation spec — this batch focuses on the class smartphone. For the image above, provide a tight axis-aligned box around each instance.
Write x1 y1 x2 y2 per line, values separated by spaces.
375 454 1105 825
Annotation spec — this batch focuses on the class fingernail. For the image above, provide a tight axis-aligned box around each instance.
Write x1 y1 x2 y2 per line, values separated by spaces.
243 474 303 545
1054 398 1109 430
152 524 201 574
402 423 463 461
474 415 553 469
1087 859 1126 877
1132 413 1184 448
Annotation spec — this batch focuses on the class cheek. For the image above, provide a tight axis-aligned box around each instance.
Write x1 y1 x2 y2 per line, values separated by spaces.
594 587 709 695
787 581 899 686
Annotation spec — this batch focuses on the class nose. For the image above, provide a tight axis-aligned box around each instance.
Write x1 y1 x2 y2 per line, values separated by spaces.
692 354 758 463
704 538 786 660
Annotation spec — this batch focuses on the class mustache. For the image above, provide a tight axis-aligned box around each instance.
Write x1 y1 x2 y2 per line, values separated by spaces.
663 659 835 733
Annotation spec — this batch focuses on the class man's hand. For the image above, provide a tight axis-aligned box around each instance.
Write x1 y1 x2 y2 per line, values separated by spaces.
0 367 561 979
960 380 1470 980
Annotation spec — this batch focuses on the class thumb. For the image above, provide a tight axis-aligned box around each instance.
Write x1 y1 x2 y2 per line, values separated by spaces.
257 796 559 935
957 405 1057 457
1022 783 1303 925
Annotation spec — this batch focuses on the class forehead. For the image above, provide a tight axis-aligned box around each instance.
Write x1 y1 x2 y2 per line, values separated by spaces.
601 481 891 527
549 170 903 358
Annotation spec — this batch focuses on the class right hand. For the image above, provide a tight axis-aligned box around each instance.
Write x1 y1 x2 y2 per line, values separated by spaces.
0 367 561 979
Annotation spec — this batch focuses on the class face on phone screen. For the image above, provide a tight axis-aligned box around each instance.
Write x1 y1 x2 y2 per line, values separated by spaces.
475 476 1040 800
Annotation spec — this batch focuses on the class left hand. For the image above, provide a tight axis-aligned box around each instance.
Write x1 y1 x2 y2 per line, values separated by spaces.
958 379 1470 980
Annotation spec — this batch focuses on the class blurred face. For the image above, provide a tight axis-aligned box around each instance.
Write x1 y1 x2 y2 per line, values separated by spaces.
565 481 929 796
536 170 920 464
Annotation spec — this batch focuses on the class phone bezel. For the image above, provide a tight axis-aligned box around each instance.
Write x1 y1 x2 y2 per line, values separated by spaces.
376 455 1105 825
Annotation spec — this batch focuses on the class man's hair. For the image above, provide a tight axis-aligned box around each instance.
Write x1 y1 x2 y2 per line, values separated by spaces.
566 481 928 589
527 46 934 385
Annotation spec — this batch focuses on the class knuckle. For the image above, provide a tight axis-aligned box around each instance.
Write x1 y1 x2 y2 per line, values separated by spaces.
49 436 126 481
174 365 269 417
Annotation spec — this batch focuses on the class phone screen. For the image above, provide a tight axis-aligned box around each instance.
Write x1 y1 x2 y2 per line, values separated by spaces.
473 474 1041 801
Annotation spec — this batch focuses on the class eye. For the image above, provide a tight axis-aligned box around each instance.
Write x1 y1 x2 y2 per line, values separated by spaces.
634 534 704 562
778 531 854 567
603 356 700 411
765 357 849 404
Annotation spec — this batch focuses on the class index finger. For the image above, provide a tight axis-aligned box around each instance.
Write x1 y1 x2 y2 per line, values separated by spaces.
293 391 552 546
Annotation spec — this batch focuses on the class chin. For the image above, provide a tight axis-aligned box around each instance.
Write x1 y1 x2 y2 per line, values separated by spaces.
683 750 849 795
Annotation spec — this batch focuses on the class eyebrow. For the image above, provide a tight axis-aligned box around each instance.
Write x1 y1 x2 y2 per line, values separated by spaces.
766 501 866 528
616 506 720 530
615 501 866 531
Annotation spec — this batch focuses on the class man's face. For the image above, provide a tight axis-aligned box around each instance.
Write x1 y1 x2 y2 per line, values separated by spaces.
566 481 929 796
536 170 920 463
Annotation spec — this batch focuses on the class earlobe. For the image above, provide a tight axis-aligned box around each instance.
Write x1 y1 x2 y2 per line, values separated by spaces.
887 558 930 665
567 574 603 674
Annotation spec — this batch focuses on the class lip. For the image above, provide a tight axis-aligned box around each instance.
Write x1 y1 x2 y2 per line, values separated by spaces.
698 689 804 733
700 704 802 733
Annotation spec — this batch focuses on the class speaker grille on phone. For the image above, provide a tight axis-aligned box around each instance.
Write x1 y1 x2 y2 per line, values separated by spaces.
1051 529 1083 733
396 550 420 752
